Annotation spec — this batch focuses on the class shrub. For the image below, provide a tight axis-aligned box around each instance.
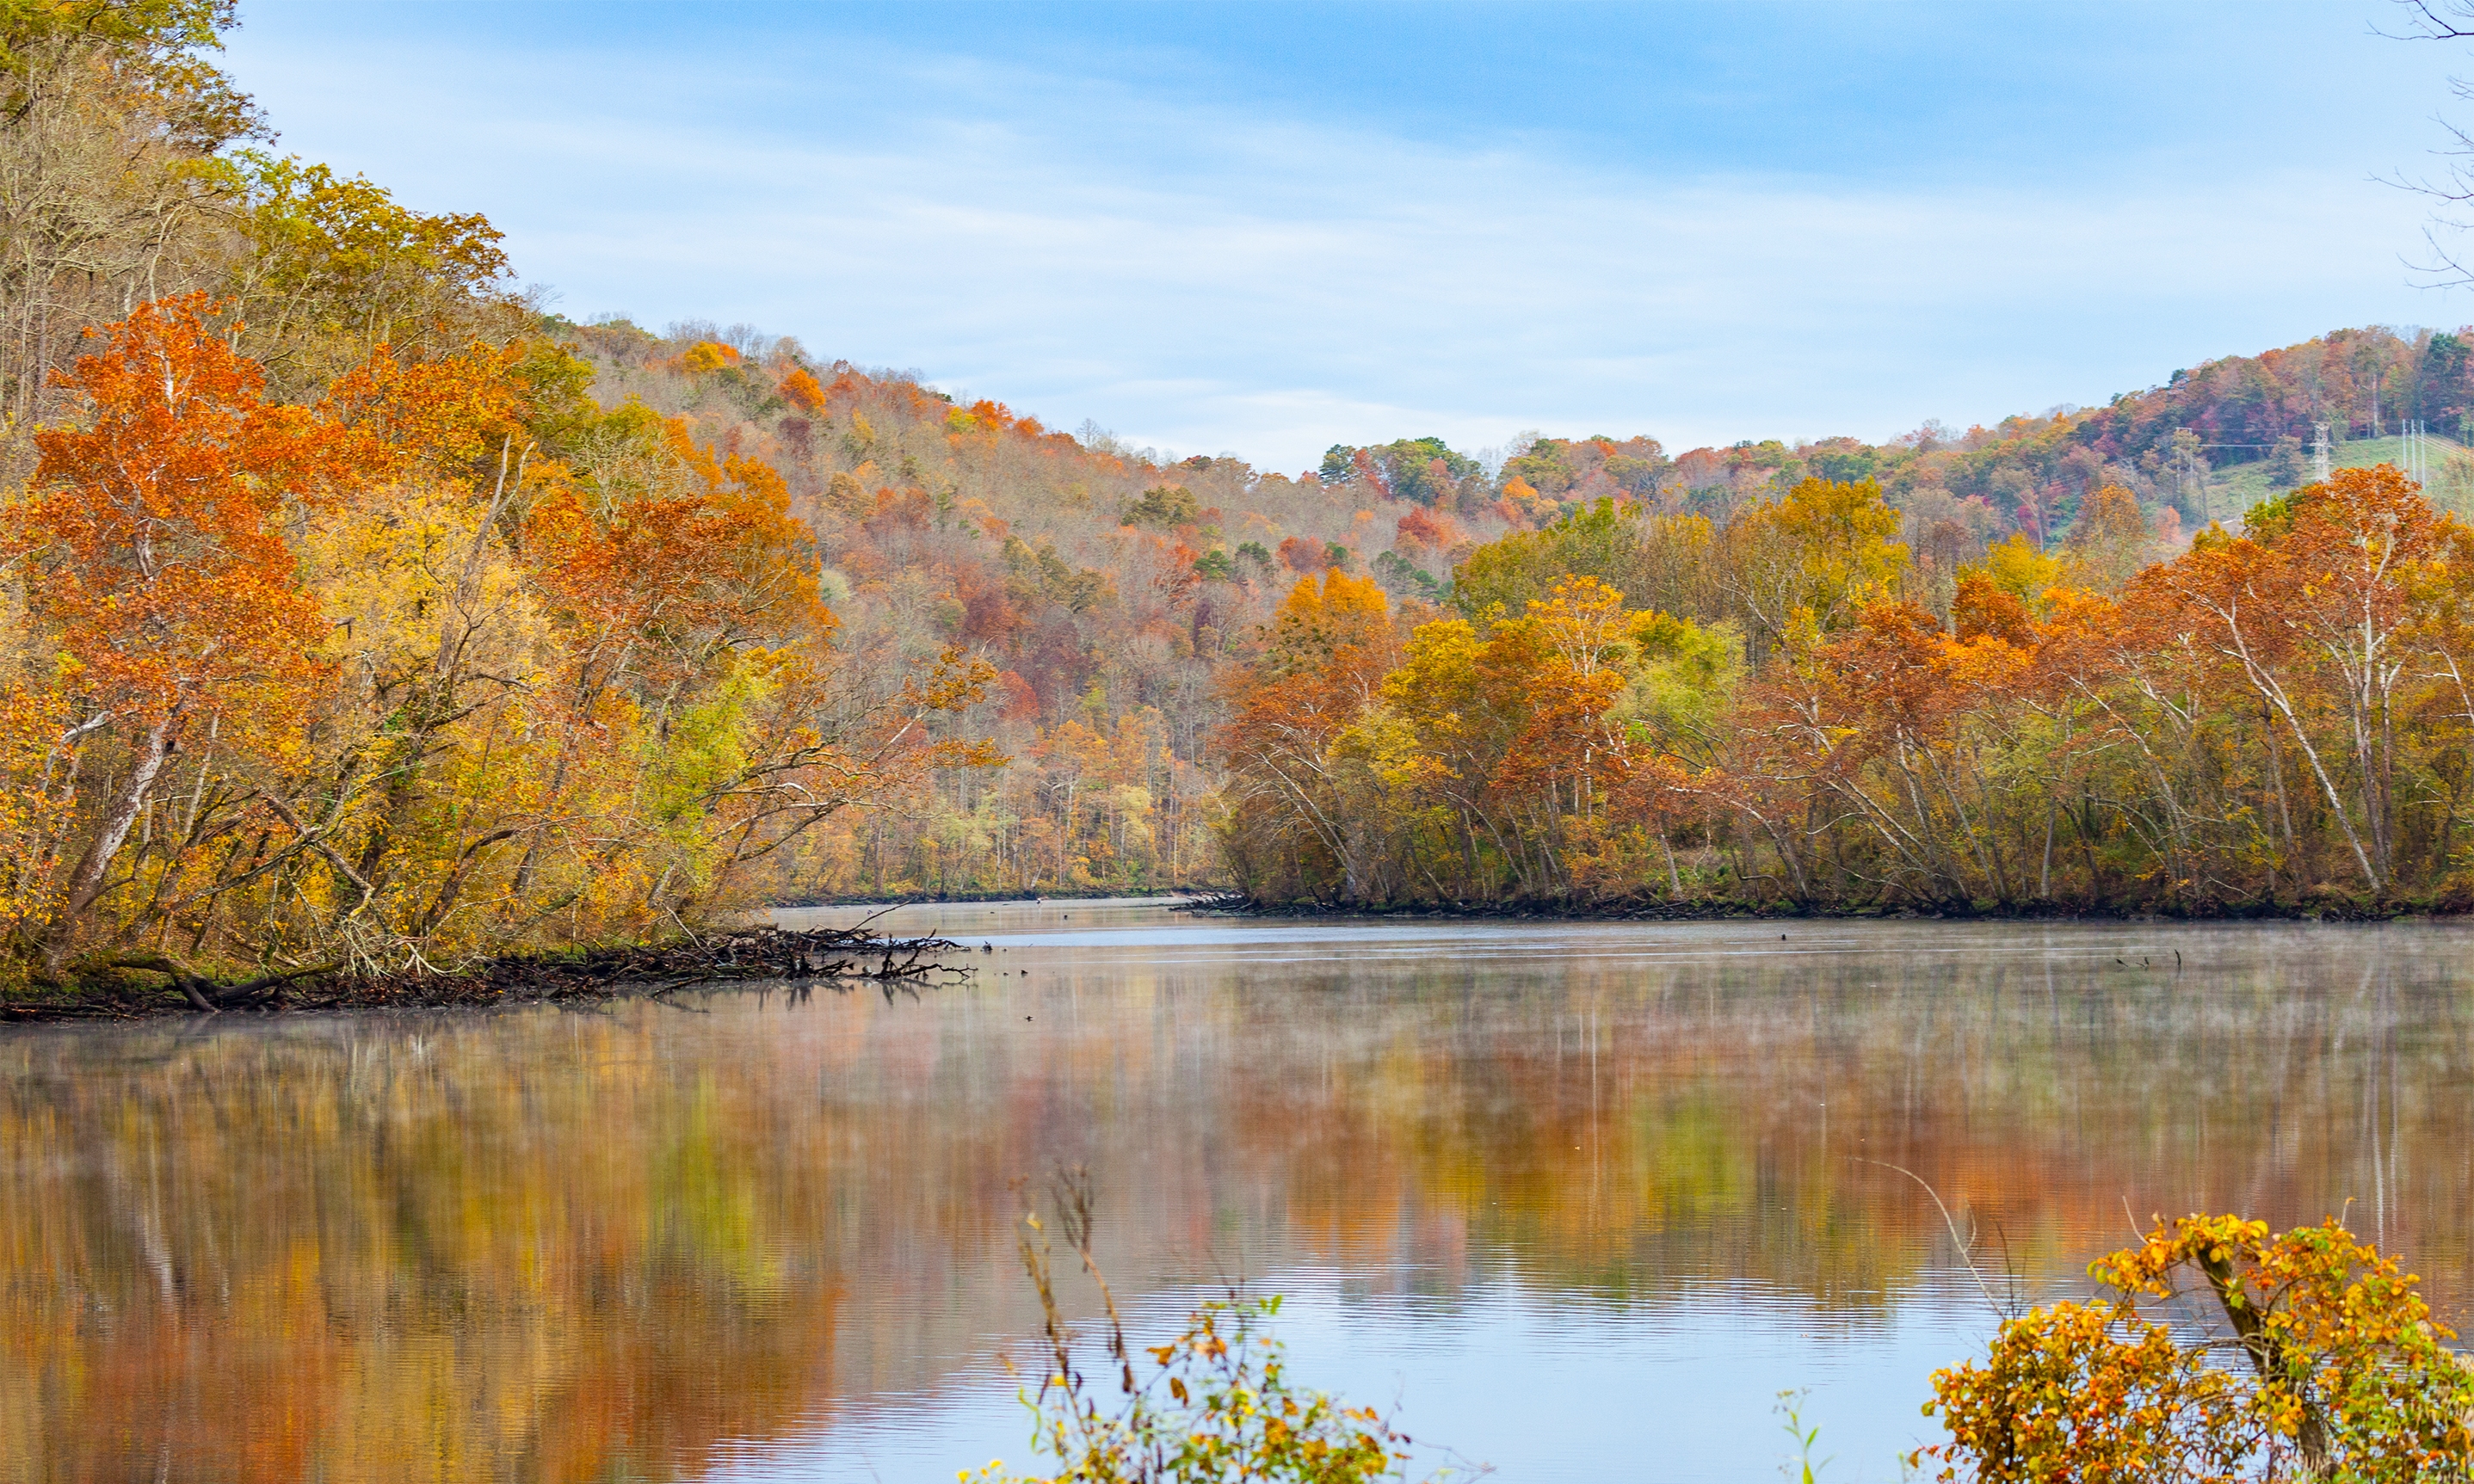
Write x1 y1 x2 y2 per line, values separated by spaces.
1919 1215 2474 1482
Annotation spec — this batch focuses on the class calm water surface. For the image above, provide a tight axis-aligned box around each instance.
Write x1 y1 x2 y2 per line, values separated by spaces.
5 905 2471 1482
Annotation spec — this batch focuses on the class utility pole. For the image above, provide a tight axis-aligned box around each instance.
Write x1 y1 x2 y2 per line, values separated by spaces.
2313 422 2332 483
2169 428 2206 523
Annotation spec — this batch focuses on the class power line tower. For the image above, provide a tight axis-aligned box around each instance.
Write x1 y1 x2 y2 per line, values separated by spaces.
2313 422 2332 483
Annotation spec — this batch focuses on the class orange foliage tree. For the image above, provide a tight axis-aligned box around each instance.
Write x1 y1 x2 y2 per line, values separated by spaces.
0 297 997 988
8 294 361 955
1217 572 1402 900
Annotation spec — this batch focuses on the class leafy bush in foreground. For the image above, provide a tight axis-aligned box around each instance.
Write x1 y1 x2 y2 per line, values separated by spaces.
1921 1215 2474 1482
967 1173 1421 1484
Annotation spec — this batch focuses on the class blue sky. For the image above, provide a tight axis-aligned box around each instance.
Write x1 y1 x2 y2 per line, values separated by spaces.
225 2 2474 473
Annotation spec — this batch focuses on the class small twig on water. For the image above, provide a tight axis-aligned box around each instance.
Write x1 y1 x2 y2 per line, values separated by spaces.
1856 1157 2010 1315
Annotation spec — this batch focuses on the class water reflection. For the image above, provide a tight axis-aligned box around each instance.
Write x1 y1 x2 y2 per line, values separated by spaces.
3 912 2469 1481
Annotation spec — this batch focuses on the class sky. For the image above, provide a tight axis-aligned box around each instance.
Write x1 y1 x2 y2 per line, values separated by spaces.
224 1 2474 474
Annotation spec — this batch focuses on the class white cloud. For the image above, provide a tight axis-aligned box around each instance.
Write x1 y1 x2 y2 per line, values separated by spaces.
225 18 2457 473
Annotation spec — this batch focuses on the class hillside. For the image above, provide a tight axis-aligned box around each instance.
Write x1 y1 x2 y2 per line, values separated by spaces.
546 312 2474 899
2199 428 2471 516
551 319 1518 896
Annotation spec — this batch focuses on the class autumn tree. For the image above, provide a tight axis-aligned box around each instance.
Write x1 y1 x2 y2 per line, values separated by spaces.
1453 496 1717 623
0 0 260 474
226 151 517 393
1724 476 1910 656
6 293 358 957
2061 483 2154 591
1218 572 1400 901
2145 468 2448 891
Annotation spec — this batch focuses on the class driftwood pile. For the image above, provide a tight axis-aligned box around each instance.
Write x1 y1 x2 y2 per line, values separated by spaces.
4 925 966 1021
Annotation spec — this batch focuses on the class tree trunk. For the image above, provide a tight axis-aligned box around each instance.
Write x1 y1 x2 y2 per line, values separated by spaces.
2197 1248 2331 1479
48 707 185 964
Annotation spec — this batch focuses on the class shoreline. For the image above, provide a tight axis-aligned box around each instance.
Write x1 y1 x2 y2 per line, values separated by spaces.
771 886 1225 908
14 892 2459 1025
1208 895 2466 924
0 925 966 1026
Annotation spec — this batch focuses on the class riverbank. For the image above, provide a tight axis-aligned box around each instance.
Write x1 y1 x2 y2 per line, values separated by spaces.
773 886 1228 908
1213 890 2456 922
0 925 965 1024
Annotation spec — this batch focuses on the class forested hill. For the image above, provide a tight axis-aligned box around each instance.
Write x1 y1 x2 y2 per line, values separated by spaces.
1317 324 2474 556
546 312 2474 904
552 321 1473 894
6 0 2471 993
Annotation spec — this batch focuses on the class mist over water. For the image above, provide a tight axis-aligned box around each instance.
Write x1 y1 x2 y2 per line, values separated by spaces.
5 905 2469 1481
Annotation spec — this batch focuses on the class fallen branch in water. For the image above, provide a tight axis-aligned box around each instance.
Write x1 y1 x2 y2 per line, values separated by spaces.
2 926 966 1021
101 955 345 1013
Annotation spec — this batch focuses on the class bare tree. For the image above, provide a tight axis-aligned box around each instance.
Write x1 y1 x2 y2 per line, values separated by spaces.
2379 1 2474 286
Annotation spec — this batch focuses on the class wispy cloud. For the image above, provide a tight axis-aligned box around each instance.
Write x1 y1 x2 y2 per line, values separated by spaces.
228 10 2453 471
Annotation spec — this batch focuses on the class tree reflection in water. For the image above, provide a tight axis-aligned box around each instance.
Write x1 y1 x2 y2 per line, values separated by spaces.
1 916 2466 1481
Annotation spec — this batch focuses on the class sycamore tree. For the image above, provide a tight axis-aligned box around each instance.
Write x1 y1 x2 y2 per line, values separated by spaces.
2145 467 2449 892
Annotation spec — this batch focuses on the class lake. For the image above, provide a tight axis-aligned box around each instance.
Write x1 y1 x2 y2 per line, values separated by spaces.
4 904 2469 1482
